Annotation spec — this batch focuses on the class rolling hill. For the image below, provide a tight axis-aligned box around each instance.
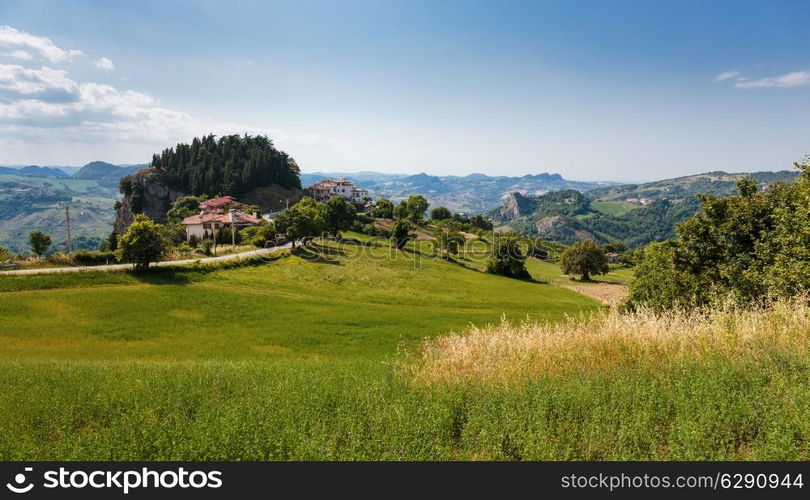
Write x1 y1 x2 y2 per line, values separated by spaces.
492 170 800 247
73 161 146 186
301 171 616 213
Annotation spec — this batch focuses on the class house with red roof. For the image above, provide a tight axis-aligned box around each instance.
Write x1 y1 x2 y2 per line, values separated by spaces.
181 196 260 241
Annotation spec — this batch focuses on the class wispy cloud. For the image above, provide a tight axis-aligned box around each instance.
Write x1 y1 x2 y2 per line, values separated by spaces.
714 71 740 81
716 68 810 89
733 71 810 89
0 25 82 63
94 57 115 71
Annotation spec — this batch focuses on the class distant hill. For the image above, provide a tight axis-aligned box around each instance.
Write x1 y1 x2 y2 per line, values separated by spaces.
492 170 801 248
302 171 615 213
0 174 118 253
0 165 71 178
73 161 146 186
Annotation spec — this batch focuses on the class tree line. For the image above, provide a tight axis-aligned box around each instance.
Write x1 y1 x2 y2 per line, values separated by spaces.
141 134 302 198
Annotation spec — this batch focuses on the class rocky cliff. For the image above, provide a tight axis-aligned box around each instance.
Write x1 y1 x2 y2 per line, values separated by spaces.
113 168 185 233
534 216 596 244
498 192 535 219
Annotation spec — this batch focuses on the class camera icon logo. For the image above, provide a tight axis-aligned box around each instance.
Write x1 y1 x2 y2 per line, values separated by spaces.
6 467 34 494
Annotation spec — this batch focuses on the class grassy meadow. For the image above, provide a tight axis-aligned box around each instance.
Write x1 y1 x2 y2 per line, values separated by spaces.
0 236 807 460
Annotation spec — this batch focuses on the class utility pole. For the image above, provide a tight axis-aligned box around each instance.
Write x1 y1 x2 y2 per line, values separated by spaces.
229 209 237 247
65 205 73 256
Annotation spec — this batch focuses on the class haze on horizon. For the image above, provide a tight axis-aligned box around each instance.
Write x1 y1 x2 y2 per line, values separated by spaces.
1 0 809 182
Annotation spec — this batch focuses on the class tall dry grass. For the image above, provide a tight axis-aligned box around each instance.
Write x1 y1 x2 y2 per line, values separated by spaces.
408 298 809 387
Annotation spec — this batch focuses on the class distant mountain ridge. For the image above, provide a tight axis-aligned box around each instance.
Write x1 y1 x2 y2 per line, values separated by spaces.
73 161 146 186
0 165 71 178
491 169 801 248
0 162 147 184
301 171 615 212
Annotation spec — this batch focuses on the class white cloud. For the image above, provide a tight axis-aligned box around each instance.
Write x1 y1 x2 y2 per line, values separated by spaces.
0 25 82 63
714 71 740 81
734 71 810 89
95 57 114 71
0 25 335 164
0 64 80 102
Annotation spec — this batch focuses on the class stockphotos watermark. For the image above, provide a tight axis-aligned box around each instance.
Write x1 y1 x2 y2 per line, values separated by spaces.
5 465 222 495
257 232 547 270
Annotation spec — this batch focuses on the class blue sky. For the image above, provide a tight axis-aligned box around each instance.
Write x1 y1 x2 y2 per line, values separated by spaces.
0 0 808 181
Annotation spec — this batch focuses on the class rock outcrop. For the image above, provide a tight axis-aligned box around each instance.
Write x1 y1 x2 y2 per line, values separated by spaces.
113 168 185 233
534 216 596 244
499 192 535 219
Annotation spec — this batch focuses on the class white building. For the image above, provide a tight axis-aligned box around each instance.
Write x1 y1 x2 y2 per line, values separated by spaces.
308 178 369 204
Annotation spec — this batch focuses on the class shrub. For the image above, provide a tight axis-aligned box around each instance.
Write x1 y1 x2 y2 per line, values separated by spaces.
560 240 608 281
486 234 529 278
430 207 452 221
28 230 51 257
391 219 412 249
0 245 12 263
73 250 116 265
115 214 168 271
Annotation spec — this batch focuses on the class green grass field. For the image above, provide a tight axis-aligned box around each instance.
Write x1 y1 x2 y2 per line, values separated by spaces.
0 237 805 460
590 200 636 216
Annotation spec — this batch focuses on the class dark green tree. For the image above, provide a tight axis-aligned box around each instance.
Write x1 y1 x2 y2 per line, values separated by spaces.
166 195 208 224
391 219 412 249
405 195 429 223
393 201 408 220
323 196 357 237
435 220 465 258
486 234 529 278
560 240 608 281
28 230 51 257
274 197 325 248
115 214 167 271
430 206 452 221
372 198 394 219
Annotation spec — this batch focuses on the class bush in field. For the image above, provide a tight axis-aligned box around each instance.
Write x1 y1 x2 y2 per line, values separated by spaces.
323 196 357 236
430 206 452 221
0 245 12 263
486 234 529 278
200 238 214 256
391 219 412 249
405 195 429 223
28 230 51 257
166 195 208 224
371 198 394 219
115 214 168 271
73 250 115 265
98 231 118 252
393 201 408 219
240 221 275 248
274 196 325 247
560 240 608 281
435 221 465 258
626 162 810 311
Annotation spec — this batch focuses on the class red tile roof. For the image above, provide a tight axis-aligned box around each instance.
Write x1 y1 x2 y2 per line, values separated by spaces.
182 210 260 226
199 196 244 209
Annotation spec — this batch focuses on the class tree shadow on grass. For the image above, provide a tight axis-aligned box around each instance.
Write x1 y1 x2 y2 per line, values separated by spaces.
127 253 291 285
296 246 342 266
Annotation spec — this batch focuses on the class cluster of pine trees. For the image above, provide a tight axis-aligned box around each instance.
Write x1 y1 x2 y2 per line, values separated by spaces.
150 134 301 196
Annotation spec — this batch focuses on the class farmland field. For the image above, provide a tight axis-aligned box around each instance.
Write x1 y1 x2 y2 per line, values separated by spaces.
590 200 636 216
0 237 806 460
